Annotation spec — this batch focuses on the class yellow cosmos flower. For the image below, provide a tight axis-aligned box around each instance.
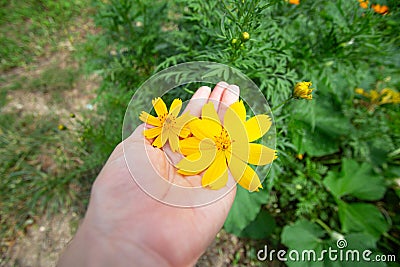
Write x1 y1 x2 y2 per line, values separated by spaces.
176 101 276 192
139 98 192 152
293 81 313 100
355 87 400 111
380 88 400 104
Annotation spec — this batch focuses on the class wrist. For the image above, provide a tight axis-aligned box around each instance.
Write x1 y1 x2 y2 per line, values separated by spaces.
58 217 176 267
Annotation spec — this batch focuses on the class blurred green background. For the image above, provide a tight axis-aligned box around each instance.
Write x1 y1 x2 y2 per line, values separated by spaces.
1 0 399 266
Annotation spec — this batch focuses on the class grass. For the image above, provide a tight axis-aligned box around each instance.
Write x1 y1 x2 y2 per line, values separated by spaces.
0 0 87 71
2 66 79 91
0 0 94 263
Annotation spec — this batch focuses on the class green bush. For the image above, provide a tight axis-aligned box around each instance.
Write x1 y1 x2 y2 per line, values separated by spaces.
82 0 400 265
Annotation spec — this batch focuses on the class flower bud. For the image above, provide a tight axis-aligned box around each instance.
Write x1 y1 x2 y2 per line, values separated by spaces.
242 32 250 41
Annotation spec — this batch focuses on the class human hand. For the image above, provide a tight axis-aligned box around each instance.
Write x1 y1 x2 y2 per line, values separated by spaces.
58 82 240 267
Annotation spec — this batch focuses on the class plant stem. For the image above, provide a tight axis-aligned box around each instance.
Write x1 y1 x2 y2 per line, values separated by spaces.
183 88 195 94
271 96 293 112
383 232 400 246
315 218 332 234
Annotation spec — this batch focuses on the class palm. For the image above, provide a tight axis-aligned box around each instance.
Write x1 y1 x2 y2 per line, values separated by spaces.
64 83 240 267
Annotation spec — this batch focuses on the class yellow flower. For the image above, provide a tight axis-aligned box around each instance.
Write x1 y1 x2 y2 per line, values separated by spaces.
369 90 380 103
379 88 400 105
176 101 276 192
139 98 192 152
355 87 400 109
293 82 313 100
288 0 300 5
355 88 365 95
242 32 250 41
358 0 368 9
372 4 389 15
58 124 67 131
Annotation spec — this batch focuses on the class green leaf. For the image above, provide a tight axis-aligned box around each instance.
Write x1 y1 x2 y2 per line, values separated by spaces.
325 233 384 267
323 159 386 201
291 119 340 157
281 220 326 267
224 186 269 234
340 233 378 251
281 220 326 251
238 209 276 239
338 201 390 239
282 221 384 267
289 95 352 157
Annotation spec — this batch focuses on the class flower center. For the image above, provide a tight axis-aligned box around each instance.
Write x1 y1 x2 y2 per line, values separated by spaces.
214 128 231 151
160 113 176 129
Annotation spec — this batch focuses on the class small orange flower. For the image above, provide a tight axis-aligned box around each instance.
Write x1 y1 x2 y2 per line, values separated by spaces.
372 4 389 15
289 0 300 4
358 0 369 9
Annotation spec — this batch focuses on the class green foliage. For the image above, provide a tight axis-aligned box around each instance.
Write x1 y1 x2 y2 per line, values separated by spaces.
281 220 386 267
224 186 270 234
81 0 400 264
282 220 326 251
324 159 386 201
239 209 276 240
338 201 389 239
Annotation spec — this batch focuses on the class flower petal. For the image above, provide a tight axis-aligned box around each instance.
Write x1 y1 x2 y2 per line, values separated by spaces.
176 112 194 125
202 102 220 124
143 127 162 139
179 137 201 156
176 139 217 173
169 132 180 152
152 97 168 117
224 103 249 160
245 114 271 142
169 98 182 117
177 168 202 176
139 111 161 126
227 100 246 123
189 118 222 140
229 155 263 192
152 134 163 148
202 151 229 190
160 126 169 147
179 127 191 138
247 143 276 165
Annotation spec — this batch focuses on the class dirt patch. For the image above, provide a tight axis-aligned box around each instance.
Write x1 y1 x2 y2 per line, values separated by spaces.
197 230 243 267
5 212 79 267
2 73 98 117
5 225 259 267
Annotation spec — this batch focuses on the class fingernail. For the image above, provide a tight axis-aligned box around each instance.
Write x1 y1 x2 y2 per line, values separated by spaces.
217 81 229 89
228 84 240 95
